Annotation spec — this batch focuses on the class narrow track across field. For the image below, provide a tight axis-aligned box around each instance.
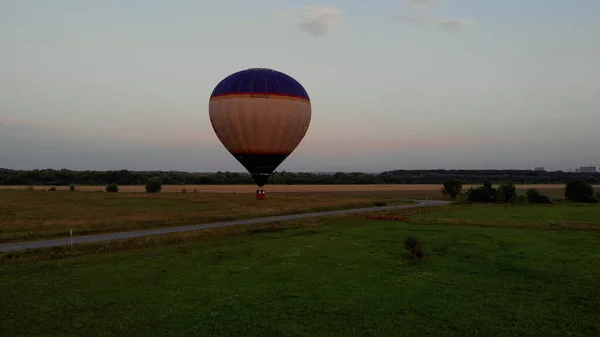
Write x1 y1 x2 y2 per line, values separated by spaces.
0 200 451 252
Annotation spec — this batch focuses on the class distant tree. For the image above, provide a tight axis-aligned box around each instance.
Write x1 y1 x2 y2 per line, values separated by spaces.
525 188 552 204
105 183 119 193
496 181 517 204
2 167 600 186
441 178 463 198
145 177 163 193
465 182 496 203
565 180 597 203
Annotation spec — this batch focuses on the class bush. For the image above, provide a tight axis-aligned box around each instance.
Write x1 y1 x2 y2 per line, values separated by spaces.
404 236 425 260
105 183 119 193
494 189 506 204
145 177 163 193
48 186 56 192
181 188 187 193
496 182 516 204
582 197 599 203
69 184 76 192
454 193 470 205
514 194 527 204
525 188 552 204
465 182 496 203
441 178 463 198
565 180 596 203
373 201 387 206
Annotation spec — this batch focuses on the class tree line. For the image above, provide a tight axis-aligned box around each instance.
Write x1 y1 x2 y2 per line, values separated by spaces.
442 178 599 204
1 168 599 186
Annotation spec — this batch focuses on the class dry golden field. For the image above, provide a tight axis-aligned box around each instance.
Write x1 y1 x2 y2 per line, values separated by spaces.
0 183 593 194
1 184 596 244
0 189 415 243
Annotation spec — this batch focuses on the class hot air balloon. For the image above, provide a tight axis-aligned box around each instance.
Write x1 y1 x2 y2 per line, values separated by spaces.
208 68 312 199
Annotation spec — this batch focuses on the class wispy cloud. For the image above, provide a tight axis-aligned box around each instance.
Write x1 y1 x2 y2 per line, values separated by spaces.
397 16 472 31
282 7 342 37
403 0 436 6
0 118 65 131
396 0 472 32
435 18 472 31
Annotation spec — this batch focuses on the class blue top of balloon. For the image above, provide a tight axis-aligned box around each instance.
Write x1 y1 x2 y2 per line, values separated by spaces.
210 68 310 101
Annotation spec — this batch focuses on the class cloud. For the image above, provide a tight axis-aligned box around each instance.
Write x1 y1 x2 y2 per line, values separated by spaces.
0 118 65 131
403 0 436 6
396 15 472 32
284 7 342 37
396 0 472 32
435 18 472 31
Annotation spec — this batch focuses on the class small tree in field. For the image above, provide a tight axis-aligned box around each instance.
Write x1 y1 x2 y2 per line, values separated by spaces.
526 188 552 204
145 177 163 193
105 183 119 193
404 236 425 260
496 181 516 204
441 178 463 198
465 181 496 203
565 180 597 203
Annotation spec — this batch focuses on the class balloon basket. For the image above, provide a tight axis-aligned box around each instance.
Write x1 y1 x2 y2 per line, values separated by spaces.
256 190 266 200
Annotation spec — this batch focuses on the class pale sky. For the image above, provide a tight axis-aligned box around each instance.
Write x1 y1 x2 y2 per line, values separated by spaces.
1 0 599 172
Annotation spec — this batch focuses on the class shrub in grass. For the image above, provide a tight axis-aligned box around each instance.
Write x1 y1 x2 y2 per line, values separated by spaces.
48 186 56 192
373 201 387 206
145 177 163 193
465 182 496 203
105 183 119 193
404 236 425 260
69 184 76 192
441 178 463 198
454 193 470 205
514 194 528 204
526 188 552 204
565 180 596 203
496 182 516 204
181 188 187 193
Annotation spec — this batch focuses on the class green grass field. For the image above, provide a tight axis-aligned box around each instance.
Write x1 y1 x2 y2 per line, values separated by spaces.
1 204 599 337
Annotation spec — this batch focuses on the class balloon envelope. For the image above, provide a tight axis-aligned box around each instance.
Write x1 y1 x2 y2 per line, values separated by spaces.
208 68 312 187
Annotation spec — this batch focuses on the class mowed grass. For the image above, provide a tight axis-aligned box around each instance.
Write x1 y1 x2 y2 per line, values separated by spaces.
0 190 415 243
1 204 599 337
375 203 600 231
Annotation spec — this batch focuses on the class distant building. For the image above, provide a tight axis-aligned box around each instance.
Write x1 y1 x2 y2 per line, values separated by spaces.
579 166 599 173
534 167 545 172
